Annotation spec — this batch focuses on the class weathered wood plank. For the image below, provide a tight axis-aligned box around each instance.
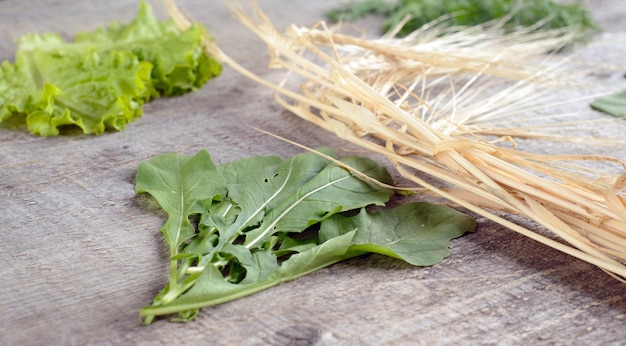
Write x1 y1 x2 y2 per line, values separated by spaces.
1 0 625 345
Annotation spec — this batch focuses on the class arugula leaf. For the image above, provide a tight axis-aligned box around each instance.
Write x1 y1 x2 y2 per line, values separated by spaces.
135 150 227 250
0 1 221 136
591 90 626 118
141 230 361 320
135 150 227 311
320 202 476 266
135 149 476 323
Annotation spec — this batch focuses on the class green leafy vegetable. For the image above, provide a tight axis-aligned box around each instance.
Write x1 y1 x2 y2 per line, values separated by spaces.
591 90 626 118
327 0 598 38
0 1 221 136
135 148 476 323
320 202 478 266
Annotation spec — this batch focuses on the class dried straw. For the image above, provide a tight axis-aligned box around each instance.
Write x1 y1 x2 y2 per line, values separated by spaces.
163 0 626 280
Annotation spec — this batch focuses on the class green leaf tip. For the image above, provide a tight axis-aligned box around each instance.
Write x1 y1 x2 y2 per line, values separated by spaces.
591 90 626 118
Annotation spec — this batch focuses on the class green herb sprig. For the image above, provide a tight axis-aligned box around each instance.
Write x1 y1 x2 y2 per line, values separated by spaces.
327 0 598 38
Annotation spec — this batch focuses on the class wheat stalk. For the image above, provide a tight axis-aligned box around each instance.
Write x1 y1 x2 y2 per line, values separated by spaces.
163 0 626 280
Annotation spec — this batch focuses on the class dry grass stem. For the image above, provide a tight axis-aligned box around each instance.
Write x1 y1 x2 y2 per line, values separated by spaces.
164 0 626 280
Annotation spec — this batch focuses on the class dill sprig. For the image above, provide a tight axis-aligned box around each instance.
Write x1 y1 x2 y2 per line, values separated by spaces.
327 0 598 39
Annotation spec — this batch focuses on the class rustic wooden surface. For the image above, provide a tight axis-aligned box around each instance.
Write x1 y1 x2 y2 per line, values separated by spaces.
1 1 626 345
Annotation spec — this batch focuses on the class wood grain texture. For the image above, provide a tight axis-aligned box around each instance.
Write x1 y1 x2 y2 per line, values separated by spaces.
1 1 625 345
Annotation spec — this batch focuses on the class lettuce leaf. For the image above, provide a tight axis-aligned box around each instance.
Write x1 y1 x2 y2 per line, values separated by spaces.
0 1 221 136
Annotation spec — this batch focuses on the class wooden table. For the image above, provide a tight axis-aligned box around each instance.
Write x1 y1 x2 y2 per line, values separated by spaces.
2 1 626 344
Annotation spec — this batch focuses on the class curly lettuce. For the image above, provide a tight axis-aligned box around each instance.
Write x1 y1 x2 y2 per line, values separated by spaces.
0 1 221 136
